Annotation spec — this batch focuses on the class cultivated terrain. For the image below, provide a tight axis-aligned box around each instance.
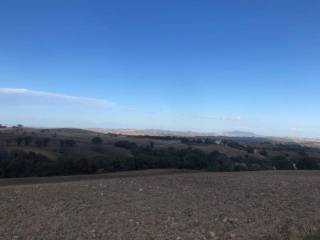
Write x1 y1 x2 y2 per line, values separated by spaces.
1 170 320 240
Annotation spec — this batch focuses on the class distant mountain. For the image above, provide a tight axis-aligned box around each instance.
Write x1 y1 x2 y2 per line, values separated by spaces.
219 131 260 138
89 128 261 138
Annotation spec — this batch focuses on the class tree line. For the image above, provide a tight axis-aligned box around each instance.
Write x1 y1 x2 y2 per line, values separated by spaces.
0 139 319 178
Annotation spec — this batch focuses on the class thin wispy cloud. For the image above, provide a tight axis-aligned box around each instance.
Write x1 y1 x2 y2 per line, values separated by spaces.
291 127 303 132
0 88 114 108
202 116 242 121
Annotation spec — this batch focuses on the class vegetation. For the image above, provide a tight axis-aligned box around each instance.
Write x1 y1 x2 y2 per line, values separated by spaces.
297 157 320 170
271 156 295 170
0 150 56 177
0 128 320 178
59 139 76 148
91 136 103 145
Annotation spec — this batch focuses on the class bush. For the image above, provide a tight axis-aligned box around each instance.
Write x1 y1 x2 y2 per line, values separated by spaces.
297 157 320 170
60 139 76 148
114 140 137 150
234 162 248 171
246 147 254 154
226 141 246 150
207 151 233 172
24 136 33 146
271 156 294 170
0 150 55 177
259 149 268 156
35 138 50 147
15 137 23 146
92 136 103 145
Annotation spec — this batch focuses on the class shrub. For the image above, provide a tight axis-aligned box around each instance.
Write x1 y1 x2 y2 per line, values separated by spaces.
60 139 76 148
297 157 320 170
271 156 294 170
92 136 103 145
15 137 23 146
35 138 50 147
259 149 268 156
24 136 33 146
234 162 248 171
226 141 246 150
114 140 137 150
246 146 254 154
207 151 233 172
0 150 54 177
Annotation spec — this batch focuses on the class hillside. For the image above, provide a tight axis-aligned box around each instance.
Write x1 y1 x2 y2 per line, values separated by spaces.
1 127 320 178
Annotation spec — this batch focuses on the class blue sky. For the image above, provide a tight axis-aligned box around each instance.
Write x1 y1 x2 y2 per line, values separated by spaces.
0 0 320 137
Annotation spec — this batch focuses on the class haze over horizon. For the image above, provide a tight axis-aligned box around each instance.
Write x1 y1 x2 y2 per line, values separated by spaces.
1 1 320 138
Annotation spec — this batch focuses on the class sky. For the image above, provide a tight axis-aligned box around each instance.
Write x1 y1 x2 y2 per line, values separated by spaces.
0 0 320 137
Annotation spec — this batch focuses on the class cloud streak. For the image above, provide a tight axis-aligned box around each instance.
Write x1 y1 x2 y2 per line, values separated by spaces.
199 115 242 121
0 88 114 108
291 127 303 132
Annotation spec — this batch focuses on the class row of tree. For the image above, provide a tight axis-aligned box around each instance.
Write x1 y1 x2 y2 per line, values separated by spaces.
6 136 104 148
0 149 123 178
0 140 319 178
115 140 320 171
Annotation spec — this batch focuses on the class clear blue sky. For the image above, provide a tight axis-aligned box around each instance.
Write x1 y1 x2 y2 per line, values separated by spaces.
0 0 319 137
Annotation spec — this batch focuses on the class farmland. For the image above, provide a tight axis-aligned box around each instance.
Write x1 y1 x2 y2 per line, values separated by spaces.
1 170 320 240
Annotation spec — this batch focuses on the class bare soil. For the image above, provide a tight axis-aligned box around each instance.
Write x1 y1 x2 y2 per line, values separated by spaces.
1 170 320 240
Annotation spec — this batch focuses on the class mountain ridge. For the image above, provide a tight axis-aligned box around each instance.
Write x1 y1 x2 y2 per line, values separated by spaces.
88 128 261 138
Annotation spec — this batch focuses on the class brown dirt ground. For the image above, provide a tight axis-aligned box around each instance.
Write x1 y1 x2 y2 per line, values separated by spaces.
1 170 320 240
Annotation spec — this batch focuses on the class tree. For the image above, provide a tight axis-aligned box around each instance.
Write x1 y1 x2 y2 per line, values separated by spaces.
15 137 23 146
36 138 50 147
271 156 294 170
43 138 50 147
259 149 268 157
24 136 33 146
180 138 190 144
60 139 76 148
92 136 103 145
114 140 137 150
246 146 254 154
207 151 233 172
297 157 320 170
